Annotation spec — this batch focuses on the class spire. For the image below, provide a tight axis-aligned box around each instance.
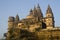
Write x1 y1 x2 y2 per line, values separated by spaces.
33 6 37 15
46 5 52 13
33 6 37 12
46 5 55 28
34 6 36 10
46 4 54 18
15 14 19 21
36 4 42 12
36 4 43 18
37 4 40 9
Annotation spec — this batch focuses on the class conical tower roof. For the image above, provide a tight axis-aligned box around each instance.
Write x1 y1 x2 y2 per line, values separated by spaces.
37 4 40 9
33 6 37 16
36 4 43 18
15 14 19 21
46 5 52 13
46 5 54 17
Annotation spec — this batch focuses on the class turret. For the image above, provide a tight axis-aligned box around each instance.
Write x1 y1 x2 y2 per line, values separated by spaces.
8 16 15 28
45 5 55 29
14 14 20 27
15 14 19 21
30 9 33 15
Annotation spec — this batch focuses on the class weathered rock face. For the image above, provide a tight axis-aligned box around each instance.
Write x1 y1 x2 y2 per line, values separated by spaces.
5 4 60 40
6 28 60 40
36 29 60 40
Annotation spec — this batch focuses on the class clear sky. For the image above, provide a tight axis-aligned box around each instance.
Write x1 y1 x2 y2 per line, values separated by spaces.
0 0 60 39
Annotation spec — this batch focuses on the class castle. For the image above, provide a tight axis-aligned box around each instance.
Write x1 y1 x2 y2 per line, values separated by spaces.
6 4 60 40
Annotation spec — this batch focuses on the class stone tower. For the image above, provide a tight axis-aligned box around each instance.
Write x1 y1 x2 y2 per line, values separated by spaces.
6 4 59 40
8 16 15 29
45 5 55 29
15 14 19 27
15 14 19 21
36 4 43 19
7 16 15 40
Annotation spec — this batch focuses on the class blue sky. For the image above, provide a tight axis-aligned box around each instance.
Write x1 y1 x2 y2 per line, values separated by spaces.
0 0 60 38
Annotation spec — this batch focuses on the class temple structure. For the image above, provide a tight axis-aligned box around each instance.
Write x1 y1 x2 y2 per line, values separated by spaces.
6 4 60 40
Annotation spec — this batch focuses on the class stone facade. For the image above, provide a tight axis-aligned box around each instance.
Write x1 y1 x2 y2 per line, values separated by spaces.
6 4 60 40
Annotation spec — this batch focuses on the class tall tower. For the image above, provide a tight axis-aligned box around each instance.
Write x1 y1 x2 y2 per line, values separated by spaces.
45 5 55 29
7 16 15 40
15 14 19 27
15 14 19 21
36 4 43 19
33 6 37 17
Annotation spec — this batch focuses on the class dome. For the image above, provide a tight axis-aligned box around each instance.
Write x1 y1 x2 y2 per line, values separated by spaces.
26 15 34 19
